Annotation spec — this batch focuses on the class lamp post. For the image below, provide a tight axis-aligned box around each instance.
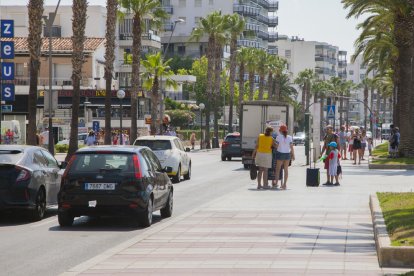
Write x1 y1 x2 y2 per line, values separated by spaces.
117 90 125 145
159 18 185 132
43 0 61 154
199 103 205 149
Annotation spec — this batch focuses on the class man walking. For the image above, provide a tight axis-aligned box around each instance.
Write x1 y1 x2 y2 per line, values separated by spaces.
320 125 340 185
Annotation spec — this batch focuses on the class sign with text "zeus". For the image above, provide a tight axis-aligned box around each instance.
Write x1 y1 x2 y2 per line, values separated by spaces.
1 19 15 103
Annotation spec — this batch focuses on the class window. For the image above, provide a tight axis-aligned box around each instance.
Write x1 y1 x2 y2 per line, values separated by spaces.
285 50 291 58
145 150 162 171
194 17 201 24
177 45 186 55
15 63 25 77
195 0 201 7
349 70 354 76
33 150 48 167
179 0 186 7
41 150 59 168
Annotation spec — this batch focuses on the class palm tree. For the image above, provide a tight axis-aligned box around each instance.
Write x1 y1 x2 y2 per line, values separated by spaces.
255 49 268 100
27 0 44 145
246 48 257 101
191 11 225 148
224 14 245 133
295 69 314 113
104 0 118 145
119 0 167 142
67 0 88 161
269 55 287 101
237 47 249 111
141 53 177 134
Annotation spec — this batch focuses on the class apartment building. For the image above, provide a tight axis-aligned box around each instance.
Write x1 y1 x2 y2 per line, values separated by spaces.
161 0 279 58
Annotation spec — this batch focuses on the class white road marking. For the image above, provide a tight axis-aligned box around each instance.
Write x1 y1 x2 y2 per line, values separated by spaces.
31 217 58 228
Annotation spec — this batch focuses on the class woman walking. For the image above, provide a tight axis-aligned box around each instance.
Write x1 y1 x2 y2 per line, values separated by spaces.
85 130 96 146
274 125 295 190
252 127 276 189
352 128 362 165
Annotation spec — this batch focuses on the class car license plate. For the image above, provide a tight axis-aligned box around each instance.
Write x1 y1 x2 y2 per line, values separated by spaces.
85 183 116 190
231 144 240 147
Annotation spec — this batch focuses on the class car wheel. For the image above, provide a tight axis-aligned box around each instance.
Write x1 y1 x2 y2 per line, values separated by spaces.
160 191 173 218
221 155 226 161
172 165 181 183
184 163 191 180
58 211 74 227
227 156 232 161
30 188 46 221
244 164 250 169
139 197 153 227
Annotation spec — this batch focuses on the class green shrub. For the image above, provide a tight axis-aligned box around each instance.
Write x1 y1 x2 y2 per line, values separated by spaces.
55 144 69 153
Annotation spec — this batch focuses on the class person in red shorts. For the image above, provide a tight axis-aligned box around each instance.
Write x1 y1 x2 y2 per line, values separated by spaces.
320 125 340 186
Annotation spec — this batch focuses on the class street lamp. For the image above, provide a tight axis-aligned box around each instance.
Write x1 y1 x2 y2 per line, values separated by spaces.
117 90 125 145
199 103 205 149
160 18 185 132
43 0 61 154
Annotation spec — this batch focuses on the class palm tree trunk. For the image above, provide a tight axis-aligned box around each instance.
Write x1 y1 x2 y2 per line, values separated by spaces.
248 71 255 100
301 85 306 113
27 0 44 145
130 13 142 142
67 0 87 161
267 72 273 100
150 76 159 134
104 0 117 144
363 85 368 130
258 74 265 100
275 75 281 101
320 95 325 137
238 62 245 126
305 82 311 112
213 43 222 143
204 37 215 149
339 97 344 126
228 38 237 133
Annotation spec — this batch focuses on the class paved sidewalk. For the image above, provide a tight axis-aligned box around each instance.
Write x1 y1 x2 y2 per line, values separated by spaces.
63 157 414 275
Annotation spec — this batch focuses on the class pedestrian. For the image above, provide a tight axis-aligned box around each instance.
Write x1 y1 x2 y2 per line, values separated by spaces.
273 125 294 189
361 129 367 160
252 126 276 189
348 129 354 160
338 126 348 160
352 128 362 165
367 137 373 156
112 132 118 145
85 130 96 146
389 126 400 158
320 125 340 185
190 132 196 150
161 115 176 136
327 141 341 186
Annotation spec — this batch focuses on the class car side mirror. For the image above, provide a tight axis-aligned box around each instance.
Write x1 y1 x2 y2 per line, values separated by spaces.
164 166 173 173
185 147 191 152
59 161 68 170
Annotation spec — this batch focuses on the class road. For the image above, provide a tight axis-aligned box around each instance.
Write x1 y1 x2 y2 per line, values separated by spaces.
0 148 249 276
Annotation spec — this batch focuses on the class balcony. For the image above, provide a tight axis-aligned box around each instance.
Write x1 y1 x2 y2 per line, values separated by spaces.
162 5 173 14
118 32 161 49
268 16 278 27
268 32 278 42
268 1 279 12
15 77 94 87
233 4 260 17
237 39 261 48
164 23 174 31
338 60 347 67
245 22 260 32
268 48 278 55
257 30 269 40
256 14 278 27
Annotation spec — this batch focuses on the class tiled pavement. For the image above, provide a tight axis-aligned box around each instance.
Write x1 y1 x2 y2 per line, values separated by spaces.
63 158 414 275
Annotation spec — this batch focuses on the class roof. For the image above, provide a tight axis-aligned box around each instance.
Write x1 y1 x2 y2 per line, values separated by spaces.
135 135 178 141
0 37 105 53
76 145 145 153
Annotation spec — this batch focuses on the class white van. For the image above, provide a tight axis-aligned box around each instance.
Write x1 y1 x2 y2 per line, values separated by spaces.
1 120 22 144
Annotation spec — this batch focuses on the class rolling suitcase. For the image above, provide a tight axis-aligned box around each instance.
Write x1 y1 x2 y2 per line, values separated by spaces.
306 148 320 187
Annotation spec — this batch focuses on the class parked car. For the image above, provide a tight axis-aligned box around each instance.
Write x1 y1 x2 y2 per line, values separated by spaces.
366 131 373 139
293 132 306 145
57 146 173 227
133 136 191 183
0 145 64 221
57 133 88 146
221 132 242 161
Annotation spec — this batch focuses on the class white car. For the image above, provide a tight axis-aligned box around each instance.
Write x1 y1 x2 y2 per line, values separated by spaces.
133 135 191 183
56 133 88 146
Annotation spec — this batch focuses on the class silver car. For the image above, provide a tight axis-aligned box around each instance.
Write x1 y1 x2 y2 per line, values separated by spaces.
0 145 65 221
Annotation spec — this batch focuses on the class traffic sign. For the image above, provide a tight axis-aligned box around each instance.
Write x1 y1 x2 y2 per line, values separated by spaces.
1 83 15 101
0 20 14 38
0 41 14 59
1 105 12 112
327 105 336 119
1 62 15 80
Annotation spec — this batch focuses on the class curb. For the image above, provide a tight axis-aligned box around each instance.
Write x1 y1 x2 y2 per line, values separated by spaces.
369 194 414 268
369 164 414 170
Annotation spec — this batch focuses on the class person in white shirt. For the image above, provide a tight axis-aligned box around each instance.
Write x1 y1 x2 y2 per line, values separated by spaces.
273 125 295 190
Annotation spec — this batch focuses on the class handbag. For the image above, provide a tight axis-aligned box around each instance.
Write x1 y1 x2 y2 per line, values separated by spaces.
250 164 258 180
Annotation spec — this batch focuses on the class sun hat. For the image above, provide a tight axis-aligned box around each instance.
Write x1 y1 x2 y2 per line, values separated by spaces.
328 141 337 148
279 125 288 132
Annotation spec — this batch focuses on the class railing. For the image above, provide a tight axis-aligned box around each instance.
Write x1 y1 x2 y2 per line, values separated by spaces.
233 4 260 16
257 30 269 40
237 39 261 48
161 5 173 14
268 48 278 55
256 0 279 10
119 33 161 42
14 77 94 87
245 22 260 32
268 32 278 42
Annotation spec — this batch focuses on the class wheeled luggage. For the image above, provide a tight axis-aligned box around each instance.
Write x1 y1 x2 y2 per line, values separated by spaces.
306 148 320 187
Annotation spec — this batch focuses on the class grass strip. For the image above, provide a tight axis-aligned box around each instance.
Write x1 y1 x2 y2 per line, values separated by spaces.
371 142 414 165
377 192 414 246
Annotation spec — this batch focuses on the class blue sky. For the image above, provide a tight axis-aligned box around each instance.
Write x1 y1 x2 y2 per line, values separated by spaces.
3 0 364 57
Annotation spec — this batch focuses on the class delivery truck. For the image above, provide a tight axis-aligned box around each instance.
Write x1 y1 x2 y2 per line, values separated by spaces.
240 101 294 168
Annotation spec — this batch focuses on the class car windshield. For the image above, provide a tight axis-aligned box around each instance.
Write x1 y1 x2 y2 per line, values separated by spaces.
134 140 172 150
0 150 24 163
69 153 134 173
225 135 240 143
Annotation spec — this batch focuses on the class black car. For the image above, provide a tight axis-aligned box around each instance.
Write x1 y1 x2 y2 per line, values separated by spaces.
293 132 306 145
221 133 242 161
0 145 64 221
58 146 173 227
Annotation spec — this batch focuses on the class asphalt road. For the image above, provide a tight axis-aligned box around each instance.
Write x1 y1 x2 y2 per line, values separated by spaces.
0 148 254 276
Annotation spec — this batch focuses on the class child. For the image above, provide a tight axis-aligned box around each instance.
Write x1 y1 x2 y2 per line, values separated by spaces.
328 141 341 186
367 137 373 156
